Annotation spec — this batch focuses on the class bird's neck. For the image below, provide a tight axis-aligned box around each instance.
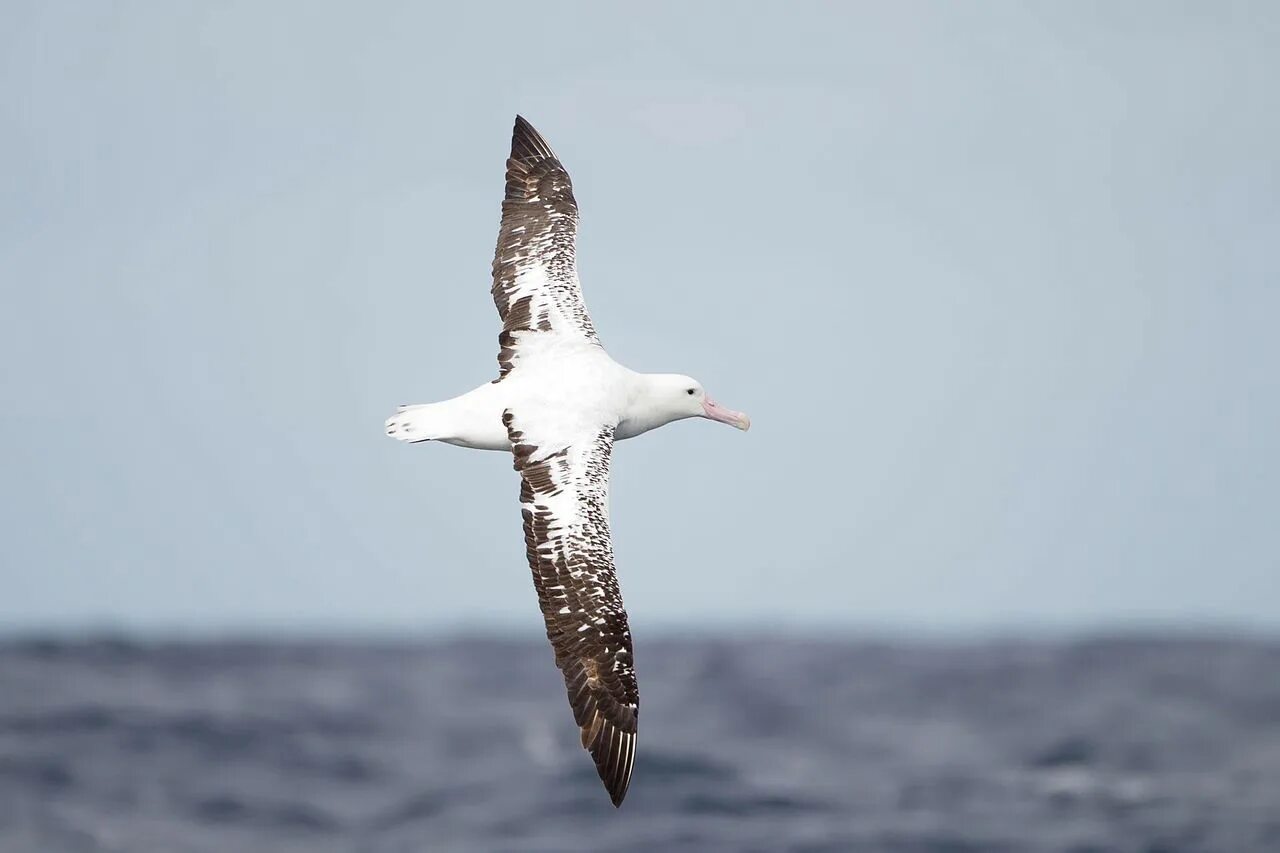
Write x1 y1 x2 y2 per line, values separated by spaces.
615 374 689 440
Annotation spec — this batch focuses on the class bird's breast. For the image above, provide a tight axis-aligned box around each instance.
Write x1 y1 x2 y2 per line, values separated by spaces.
509 352 629 414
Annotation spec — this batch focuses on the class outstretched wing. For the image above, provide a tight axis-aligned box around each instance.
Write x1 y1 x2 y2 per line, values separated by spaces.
503 409 638 807
491 116 601 380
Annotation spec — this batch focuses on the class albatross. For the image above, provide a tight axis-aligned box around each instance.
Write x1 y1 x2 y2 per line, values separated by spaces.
384 116 749 807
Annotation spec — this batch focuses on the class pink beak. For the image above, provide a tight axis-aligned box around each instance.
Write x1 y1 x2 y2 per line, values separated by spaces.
702 397 751 431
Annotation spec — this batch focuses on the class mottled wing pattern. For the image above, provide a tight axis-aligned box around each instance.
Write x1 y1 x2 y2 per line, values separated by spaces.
502 409 638 807
491 116 601 380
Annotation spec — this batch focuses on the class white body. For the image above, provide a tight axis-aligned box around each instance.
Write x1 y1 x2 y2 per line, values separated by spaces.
386 343 693 450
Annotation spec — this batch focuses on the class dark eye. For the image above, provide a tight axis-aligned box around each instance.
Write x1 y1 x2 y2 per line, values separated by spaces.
686 388 696 395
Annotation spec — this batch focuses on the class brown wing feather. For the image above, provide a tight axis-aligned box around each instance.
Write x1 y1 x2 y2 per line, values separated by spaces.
503 411 638 806
490 116 600 380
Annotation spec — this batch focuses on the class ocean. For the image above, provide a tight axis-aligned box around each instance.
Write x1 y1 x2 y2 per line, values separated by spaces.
1 635 1277 852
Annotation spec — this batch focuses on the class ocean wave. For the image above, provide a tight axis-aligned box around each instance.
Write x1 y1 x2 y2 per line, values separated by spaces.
1 634 1277 852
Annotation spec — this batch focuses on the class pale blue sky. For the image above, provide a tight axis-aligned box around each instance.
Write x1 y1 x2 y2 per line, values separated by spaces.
2 2 1277 634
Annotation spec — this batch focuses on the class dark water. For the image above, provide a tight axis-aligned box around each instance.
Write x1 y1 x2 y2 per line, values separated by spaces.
1 635 1277 853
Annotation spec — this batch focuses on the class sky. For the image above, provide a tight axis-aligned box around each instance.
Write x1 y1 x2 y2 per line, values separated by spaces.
2 2 1277 635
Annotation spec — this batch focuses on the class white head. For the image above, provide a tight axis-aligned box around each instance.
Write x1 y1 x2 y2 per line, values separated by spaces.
641 374 751 432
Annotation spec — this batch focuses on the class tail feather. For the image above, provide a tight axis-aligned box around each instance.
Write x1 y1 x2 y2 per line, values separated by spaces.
383 385 508 451
385 405 440 443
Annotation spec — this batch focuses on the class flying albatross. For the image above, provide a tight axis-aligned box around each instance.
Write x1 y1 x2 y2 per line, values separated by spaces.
384 116 750 807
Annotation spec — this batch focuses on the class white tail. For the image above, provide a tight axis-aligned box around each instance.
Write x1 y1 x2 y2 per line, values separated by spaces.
383 383 512 451
385 403 442 443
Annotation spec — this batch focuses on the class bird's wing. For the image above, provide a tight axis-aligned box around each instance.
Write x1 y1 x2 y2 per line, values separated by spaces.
491 116 601 380
503 407 638 807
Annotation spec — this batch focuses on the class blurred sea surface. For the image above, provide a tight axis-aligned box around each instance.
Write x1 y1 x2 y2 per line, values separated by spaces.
1 634 1278 853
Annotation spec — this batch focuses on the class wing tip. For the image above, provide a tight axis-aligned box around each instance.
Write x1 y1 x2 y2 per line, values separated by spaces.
510 114 556 161
586 720 637 807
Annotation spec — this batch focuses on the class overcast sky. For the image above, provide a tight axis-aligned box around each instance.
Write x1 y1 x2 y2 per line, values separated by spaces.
2 2 1277 635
